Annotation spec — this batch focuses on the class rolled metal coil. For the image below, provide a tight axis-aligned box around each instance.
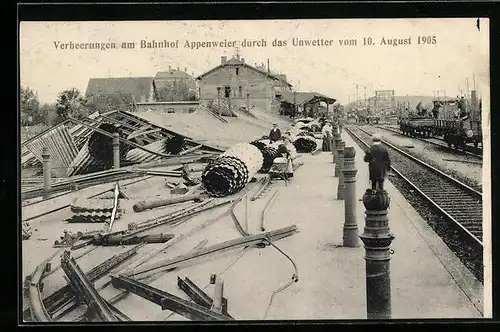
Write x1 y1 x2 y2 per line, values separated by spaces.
293 136 317 153
250 140 280 172
296 131 315 138
202 143 263 197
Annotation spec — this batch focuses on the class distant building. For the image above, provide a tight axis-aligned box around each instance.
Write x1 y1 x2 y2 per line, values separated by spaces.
85 77 157 103
278 91 336 118
195 55 292 113
154 66 198 101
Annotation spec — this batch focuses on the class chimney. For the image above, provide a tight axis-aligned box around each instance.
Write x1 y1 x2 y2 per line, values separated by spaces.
177 66 179 71
267 59 270 73
184 67 187 72
168 65 172 71
221 56 227 65
241 58 245 63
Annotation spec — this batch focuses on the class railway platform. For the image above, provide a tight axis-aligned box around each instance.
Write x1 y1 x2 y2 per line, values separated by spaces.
21 131 485 321
260 130 484 319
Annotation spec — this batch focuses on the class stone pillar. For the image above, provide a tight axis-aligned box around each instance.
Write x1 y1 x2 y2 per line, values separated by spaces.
42 147 51 198
336 141 346 199
359 189 395 319
112 133 120 169
333 126 341 164
342 147 359 247
334 139 343 177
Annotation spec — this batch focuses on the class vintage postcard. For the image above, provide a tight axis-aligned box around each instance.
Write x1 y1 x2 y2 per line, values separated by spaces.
20 18 490 322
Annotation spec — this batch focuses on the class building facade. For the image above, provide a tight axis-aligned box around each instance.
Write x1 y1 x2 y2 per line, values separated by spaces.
196 55 292 113
85 77 157 103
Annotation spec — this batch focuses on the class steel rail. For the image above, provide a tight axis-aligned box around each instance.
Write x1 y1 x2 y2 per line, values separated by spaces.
250 175 271 201
345 125 483 248
24 249 64 322
228 177 267 236
45 244 143 319
110 275 231 321
60 251 118 322
125 225 298 278
353 125 482 198
376 124 483 159
260 189 280 232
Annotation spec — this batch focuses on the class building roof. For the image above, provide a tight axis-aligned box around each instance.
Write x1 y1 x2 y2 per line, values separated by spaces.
85 77 155 101
279 91 336 105
155 70 193 80
196 57 292 87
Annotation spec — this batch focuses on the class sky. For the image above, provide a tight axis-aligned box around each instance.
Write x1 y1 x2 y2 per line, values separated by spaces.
20 18 489 104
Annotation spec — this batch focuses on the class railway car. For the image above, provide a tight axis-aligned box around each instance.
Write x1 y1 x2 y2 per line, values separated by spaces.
398 98 482 149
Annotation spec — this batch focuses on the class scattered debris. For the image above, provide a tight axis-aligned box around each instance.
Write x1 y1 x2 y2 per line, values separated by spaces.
68 198 122 224
22 222 32 240
110 275 232 321
60 251 119 322
171 183 189 195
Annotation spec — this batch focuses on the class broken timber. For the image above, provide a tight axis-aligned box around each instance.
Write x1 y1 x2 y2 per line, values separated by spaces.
123 225 298 278
110 275 232 321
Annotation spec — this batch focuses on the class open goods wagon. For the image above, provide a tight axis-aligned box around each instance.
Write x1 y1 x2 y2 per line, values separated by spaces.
398 98 482 149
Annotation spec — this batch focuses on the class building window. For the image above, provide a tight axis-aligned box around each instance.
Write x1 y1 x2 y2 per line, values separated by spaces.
239 86 243 97
236 68 239 75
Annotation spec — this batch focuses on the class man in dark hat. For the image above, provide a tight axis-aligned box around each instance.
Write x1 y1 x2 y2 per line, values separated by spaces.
269 123 282 142
363 133 391 190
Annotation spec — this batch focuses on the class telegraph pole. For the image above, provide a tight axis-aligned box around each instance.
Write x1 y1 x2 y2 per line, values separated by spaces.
356 85 359 107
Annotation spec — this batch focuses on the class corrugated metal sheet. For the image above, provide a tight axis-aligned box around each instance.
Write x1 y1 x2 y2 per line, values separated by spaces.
126 138 168 164
21 112 101 168
67 141 93 176
24 125 79 177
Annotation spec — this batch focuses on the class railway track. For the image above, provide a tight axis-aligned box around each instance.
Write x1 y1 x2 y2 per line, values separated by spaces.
376 124 483 159
345 125 483 250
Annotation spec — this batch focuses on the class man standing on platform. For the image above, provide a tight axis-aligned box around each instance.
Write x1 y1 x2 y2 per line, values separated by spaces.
321 120 333 151
363 133 391 190
269 123 282 142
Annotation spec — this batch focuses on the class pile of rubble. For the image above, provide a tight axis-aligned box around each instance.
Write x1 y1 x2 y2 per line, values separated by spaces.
21 111 326 322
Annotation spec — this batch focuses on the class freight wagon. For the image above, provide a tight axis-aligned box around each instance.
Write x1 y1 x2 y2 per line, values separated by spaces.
398 98 482 149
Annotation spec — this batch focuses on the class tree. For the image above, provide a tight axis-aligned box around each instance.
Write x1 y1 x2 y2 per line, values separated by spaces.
55 88 88 121
86 92 135 114
39 103 58 126
20 86 40 126
156 80 198 102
